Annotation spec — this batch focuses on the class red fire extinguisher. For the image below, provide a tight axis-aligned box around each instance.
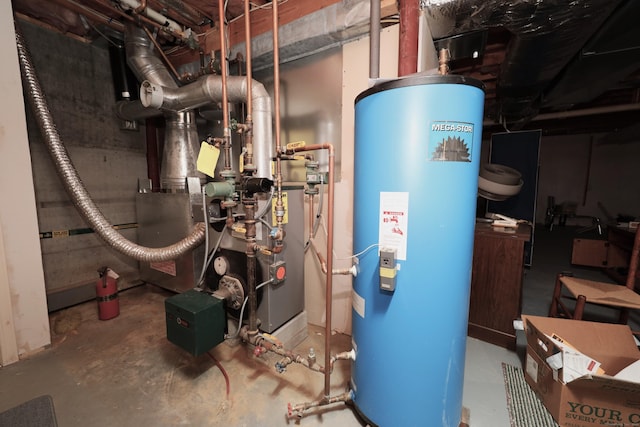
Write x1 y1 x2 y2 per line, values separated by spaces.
96 267 120 320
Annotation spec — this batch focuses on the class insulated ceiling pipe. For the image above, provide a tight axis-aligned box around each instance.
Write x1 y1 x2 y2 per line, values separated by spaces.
243 0 255 171
119 0 185 39
217 0 232 174
15 24 205 262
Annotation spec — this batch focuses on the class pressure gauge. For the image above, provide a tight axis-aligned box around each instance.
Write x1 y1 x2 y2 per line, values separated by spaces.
213 256 229 276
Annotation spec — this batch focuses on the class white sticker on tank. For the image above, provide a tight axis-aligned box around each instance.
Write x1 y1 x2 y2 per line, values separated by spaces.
378 192 409 260
352 289 365 319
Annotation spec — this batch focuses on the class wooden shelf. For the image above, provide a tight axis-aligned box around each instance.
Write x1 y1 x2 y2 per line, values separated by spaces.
468 223 531 350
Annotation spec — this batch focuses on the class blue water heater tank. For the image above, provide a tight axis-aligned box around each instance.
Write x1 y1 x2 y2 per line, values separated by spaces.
351 75 485 427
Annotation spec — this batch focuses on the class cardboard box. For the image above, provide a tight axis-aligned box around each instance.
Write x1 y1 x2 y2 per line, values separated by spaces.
523 315 640 427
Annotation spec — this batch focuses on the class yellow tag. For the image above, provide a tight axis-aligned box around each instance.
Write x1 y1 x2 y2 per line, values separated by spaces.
239 153 244 173
53 230 69 238
270 160 275 177
196 142 220 178
286 141 306 150
293 155 306 161
272 192 288 225
379 267 397 279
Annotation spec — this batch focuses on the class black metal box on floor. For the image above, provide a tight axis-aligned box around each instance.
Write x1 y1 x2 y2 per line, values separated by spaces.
165 289 225 356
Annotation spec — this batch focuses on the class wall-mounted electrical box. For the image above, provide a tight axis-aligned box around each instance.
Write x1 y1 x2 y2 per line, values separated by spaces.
165 289 226 356
379 248 397 292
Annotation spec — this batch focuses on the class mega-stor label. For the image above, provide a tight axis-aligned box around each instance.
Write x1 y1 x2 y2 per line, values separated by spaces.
428 121 474 162
431 123 474 133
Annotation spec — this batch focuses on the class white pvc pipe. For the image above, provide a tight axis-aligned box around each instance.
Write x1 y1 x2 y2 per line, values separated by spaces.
119 0 184 35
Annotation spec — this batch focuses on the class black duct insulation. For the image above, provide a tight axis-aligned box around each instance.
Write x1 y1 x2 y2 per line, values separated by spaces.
108 42 140 102
424 0 622 121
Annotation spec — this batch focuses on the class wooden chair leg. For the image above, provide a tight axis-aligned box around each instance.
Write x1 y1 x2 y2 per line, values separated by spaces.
549 273 564 318
574 295 587 320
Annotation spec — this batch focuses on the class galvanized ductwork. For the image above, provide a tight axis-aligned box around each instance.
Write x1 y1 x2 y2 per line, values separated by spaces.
124 24 204 191
15 24 205 262
423 0 622 122
121 24 274 180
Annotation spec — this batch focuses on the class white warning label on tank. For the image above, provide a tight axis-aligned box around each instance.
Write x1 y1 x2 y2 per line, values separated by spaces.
379 192 408 261
429 121 474 162
352 289 365 319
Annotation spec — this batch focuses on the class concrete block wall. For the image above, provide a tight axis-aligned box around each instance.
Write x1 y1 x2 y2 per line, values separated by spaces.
20 22 147 310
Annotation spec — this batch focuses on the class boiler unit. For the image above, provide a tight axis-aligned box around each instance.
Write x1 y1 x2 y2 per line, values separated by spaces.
205 186 306 335
351 75 485 427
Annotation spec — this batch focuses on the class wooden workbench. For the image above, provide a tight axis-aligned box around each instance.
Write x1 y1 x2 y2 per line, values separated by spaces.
468 222 531 350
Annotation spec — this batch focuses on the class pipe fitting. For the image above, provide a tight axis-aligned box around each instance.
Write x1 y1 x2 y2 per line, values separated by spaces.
269 228 286 241
204 181 235 198
332 265 358 277
287 390 353 419
140 80 164 108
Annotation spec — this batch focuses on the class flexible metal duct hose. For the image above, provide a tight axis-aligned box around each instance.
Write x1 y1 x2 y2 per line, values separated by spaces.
15 24 205 262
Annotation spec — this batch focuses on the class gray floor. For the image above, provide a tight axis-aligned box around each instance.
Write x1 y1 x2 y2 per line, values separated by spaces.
0 225 628 426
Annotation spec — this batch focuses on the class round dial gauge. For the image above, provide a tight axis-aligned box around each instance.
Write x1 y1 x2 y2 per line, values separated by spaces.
213 256 229 275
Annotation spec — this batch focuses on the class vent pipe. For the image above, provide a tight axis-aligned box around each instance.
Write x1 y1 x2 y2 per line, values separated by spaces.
121 25 273 179
369 0 381 79
398 0 420 76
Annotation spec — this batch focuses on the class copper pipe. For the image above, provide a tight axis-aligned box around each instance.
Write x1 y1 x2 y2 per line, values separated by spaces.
272 0 285 240
134 0 147 14
49 0 125 33
141 26 182 82
310 238 328 274
272 1 281 154
291 143 335 399
218 0 232 170
308 194 314 242
243 0 255 171
398 0 419 76
239 327 325 373
91 0 189 42
438 48 450 76
288 391 352 419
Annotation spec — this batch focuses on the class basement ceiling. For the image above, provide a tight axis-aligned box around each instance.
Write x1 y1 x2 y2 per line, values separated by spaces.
11 0 640 139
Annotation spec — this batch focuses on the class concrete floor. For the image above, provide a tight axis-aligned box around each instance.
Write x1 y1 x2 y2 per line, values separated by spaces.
0 225 629 426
